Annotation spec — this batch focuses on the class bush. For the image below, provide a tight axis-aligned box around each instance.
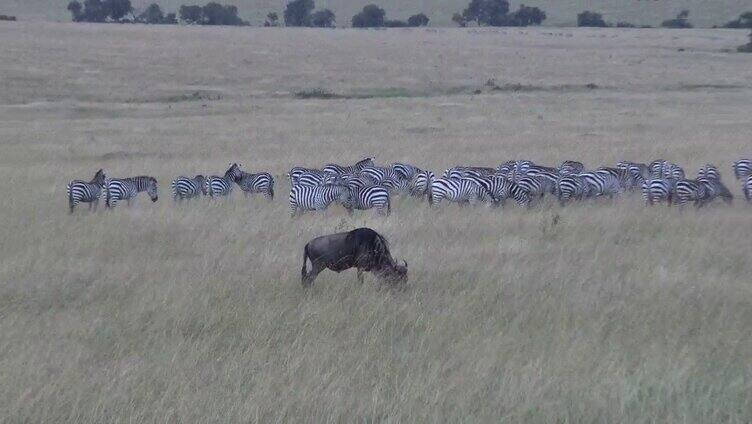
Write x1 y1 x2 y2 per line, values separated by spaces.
661 10 692 28
178 3 248 25
264 12 279 26
311 9 335 27
284 0 314 26
724 11 752 28
407 13 429 27
577 11 608 27
352 4 385 28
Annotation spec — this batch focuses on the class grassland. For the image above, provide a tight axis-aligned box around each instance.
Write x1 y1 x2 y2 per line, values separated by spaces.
1 22 752 422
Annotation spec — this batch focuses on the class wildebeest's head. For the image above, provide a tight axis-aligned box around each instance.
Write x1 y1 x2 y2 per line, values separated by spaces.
146 177 158 202
378 260 408 285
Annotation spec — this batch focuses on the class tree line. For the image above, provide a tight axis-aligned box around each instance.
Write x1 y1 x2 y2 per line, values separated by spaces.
63 1 752 31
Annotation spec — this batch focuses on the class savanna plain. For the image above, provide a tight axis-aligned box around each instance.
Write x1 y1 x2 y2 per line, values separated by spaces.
1 22 751 422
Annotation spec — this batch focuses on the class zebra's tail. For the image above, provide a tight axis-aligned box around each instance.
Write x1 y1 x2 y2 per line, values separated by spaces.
67 182 74 213
268 179 274 199
171 179 178 198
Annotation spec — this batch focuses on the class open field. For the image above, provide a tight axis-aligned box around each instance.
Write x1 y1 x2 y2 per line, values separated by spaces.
4 0 752 27
1 22 752 422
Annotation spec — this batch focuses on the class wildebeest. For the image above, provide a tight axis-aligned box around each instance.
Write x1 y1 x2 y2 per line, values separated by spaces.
301 227 408 287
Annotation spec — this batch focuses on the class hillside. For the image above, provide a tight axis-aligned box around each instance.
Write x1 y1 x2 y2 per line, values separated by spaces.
3 0 751 27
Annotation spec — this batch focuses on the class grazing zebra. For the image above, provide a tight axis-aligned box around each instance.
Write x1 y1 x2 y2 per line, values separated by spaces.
428 177 492 207
409 170 434 197
641 178 676 206
559 160 585 175
732 159 752 180
206 163 241 197
516 176 546 199
323 157 375 175
289 183 351 215
744 175 752 202
105 176 158 208
67 169 106 213
171 175 206 200
346 185 391 216
236 171 274 199
674 179 709 207
556 175 587 205
479 175 530 206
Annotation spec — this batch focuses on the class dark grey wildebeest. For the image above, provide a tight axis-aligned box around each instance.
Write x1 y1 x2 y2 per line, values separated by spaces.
301 227 408 287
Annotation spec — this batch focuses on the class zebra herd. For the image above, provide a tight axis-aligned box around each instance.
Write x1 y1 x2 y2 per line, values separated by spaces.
67 158 752 214
66 163 273 212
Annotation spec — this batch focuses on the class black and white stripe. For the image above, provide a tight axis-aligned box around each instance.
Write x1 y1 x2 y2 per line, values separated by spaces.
346 185 391 215
641 178 675 206
206 163 241 197
106 176 158 208
697 164 721 181
559 160 584 176
556 175 587 204
289 183 351 214
674 179 709 207
67 169 106 213
323 157 374 175
288 167 328 185
359 166 402 184
428 177 492 206
698 177 733 205
409 170 434 197
743 175 752 202
391 163 422 181
580 170 623 197
171 175 206 200
733 159 752 180
236 171 274 199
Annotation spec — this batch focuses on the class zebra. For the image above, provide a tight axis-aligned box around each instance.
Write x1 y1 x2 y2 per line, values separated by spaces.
205 163 241 197
391 163 422 181
559 160 585 176
516 176 547 199
615 162 649 189
674 179 709 207
359 166 403 184
171 175 206 200
556 175 587 205
595 167 638 191
744 175 752 202
346 185 391 216
641 178 676 206
732 159 752 180
323 157 375 175
67 169 106 213
381 177 411 196
477 175 530 207
409 170 434 197
289 183 351 215
288 167 328 184
236 171 274 199
650 160 685 180
697 164 721 181
577 171 622 198
497 161 516 176
698 177 733 205
105 176 158 208
428 177 492 207
443 166 496 179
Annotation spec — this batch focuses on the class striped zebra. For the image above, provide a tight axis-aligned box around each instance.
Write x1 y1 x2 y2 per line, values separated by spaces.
67 169 106 213
650 160 685 180
698 177 733 205
556 175 587 205
288 167 328 184
323 157 374 175
674 179 709 207
497 161 516 176
443 166 496 179
359 166 403 184
409 170 434 197
391 163 422 181
697 164 721 181
346 185 391 216
206 163 241 197
381 177 411 196
478 175 530 206
744 175 752 202
641 178 676 206
559 160 585 176
615 162 649 189
236 171 274 199
595 167 637 191
428 177 492 207
579 171 622 198
732 159 752 180
105 176 158 208
289 183 351 215
516 176 547 199
171 175 206 200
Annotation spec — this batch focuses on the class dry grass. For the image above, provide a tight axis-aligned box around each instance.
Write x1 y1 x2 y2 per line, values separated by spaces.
1 22 751 422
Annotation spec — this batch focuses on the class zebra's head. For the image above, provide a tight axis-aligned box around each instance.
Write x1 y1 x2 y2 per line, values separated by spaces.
225 163 241 180
195 175 208 195
146 177 158 202
93 169 106 187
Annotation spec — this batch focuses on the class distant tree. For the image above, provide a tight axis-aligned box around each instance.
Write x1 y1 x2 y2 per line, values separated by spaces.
179 5 203 23
616 21 635 28
104 0 133 20
80 0 108 22
351 4 385 28
452 12 467 27
138 3 164 23
311 9 335 27
201 2 246 25
407 13 429 27
463 0 509 26
723 11 752 28
661 10 692 28
67 1 84 21
164 12 177 23
507 4 545 26
284 0 314 26
577 11 608 27
264 12 279 26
